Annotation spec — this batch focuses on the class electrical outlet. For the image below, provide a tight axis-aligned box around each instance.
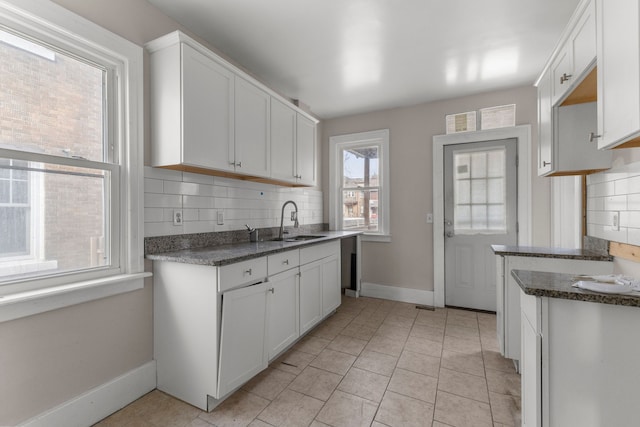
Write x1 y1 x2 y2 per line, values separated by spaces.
173 210 183 226
217 211 224 225
426 213 433 224
612 211 620 231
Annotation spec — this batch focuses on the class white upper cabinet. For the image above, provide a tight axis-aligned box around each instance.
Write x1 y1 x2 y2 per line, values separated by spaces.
146 31 318 186
296 114 317 186
536 0 611 176
596 0 640 149
149 41 234 171
234 76 270 178
270 98 297 182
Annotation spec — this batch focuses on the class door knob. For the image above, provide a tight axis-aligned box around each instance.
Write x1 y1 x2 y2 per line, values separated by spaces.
446 231 454 238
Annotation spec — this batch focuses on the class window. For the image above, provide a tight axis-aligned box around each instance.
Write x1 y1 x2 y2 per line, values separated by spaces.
452 147 507 234
0 0 144 307
329 129 390 241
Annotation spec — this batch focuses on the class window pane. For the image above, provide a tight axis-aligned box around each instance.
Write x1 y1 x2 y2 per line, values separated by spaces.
455 205 471 230
455 179 470 204
0 206 28 255
487 149 505 177
471 205 488 229
0 160 111 282
342 189 378 232
471 152 487 178
0 29 105 162
455 153 470 179
12 180 29 204
343 146 379 187
0 181 8 203
488 205 506 230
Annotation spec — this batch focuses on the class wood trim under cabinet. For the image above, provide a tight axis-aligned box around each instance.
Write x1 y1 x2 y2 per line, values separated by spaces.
609 242 640 263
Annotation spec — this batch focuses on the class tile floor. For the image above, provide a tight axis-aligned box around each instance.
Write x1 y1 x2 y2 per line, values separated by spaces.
95 296 521 427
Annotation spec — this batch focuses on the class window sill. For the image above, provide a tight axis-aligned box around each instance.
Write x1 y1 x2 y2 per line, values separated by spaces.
0 272 151 323
361 234 391 243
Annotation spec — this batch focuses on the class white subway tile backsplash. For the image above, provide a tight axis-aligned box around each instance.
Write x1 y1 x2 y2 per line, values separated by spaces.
143 167 323 237
628 194 640 211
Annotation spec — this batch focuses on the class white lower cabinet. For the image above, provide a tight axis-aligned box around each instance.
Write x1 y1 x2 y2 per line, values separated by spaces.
154 242 341 411
218 281 270 398
267 267 300 360
520 292 640 426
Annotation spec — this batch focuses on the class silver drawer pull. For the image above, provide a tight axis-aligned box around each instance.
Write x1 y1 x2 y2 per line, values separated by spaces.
543 161 551 167
282 259 289 265
269 288 275 294
589 132 602 143
560 73 572 84
244 268 252 275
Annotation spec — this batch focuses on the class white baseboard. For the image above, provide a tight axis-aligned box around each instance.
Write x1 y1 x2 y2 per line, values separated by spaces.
20 360 156 427
360 282 434 306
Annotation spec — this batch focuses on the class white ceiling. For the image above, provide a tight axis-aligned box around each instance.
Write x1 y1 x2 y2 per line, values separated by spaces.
148 0 581 119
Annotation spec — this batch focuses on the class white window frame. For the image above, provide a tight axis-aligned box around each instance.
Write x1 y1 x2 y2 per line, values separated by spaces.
329 129 390 242
0 0 148 322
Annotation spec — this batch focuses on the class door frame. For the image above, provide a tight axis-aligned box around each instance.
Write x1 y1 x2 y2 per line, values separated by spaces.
433 125 532 307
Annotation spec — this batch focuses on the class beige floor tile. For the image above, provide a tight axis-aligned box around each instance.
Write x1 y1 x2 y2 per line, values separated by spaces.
337 366 390 403
415 309 447 327
443 335 482 355
339 322 378 341
447 308 478 319
390 305 420 319
388 367 438 403
353 349 398 377
397 349 441 378
437 367 489 403
293 335 331 355
309 420 331 427
287 366 343 401
410 323 445 342
242 367 296 400
247 420 272 427
257 389 324 426
446 314 479 329
383 314 416 329
272 349 317 376
200 390 270 427
371 422 388 427
315 390 378 427
365 334 406 357
489 392 521 426
434 390 493 427
309 323 344 340
375 323 412 342
323 312 357 328
327 334 368 356
432 422 453 427
444 324 480 340
375 390 435 427
189 418 215 427
404 335 443 357
480 334 500 352
126 390 200 427
441 349 485 377
482 350 517 373
485 368 521 397
309 348 357 375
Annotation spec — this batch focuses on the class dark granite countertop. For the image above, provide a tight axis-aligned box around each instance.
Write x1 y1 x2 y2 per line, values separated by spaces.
511 269 640 307
491 244 612 261
145 231 361 266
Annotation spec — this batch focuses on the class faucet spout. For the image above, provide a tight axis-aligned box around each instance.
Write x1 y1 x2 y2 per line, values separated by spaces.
278 200 299 240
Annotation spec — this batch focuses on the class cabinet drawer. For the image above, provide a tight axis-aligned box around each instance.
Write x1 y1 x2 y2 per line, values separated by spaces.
268 249 300 276
300 240 339 265
219 257 267 292
520 291 541 334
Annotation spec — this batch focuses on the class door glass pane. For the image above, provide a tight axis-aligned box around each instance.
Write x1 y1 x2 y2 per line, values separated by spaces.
453 147 507 234
0 29 106 162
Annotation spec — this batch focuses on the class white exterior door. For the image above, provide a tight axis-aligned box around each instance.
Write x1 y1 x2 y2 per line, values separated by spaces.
444 139 517 311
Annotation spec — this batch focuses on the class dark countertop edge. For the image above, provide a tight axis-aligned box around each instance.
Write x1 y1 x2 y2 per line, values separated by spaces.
145 231 362 266
491 244 613 262
511 269 640 307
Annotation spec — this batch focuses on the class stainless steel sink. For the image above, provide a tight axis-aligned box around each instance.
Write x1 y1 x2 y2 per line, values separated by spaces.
284 235 325 242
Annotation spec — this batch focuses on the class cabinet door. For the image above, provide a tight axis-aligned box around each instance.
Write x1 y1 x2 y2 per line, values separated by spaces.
537 69 553 176
597 0 640 148
521 302 542 427
296 114 316 186
550 46 573 105
267 269 300 360
299 259 323 334
182 44 234 171
571 0 596 78
218 282 269 397
321 254 340 316
270 98 297 183
235 76 270 177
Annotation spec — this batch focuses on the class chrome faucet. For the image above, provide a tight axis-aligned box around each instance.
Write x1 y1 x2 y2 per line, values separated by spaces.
278 200 299 240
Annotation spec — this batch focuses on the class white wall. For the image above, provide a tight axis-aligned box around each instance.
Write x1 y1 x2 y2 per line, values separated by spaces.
322 85 551 293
